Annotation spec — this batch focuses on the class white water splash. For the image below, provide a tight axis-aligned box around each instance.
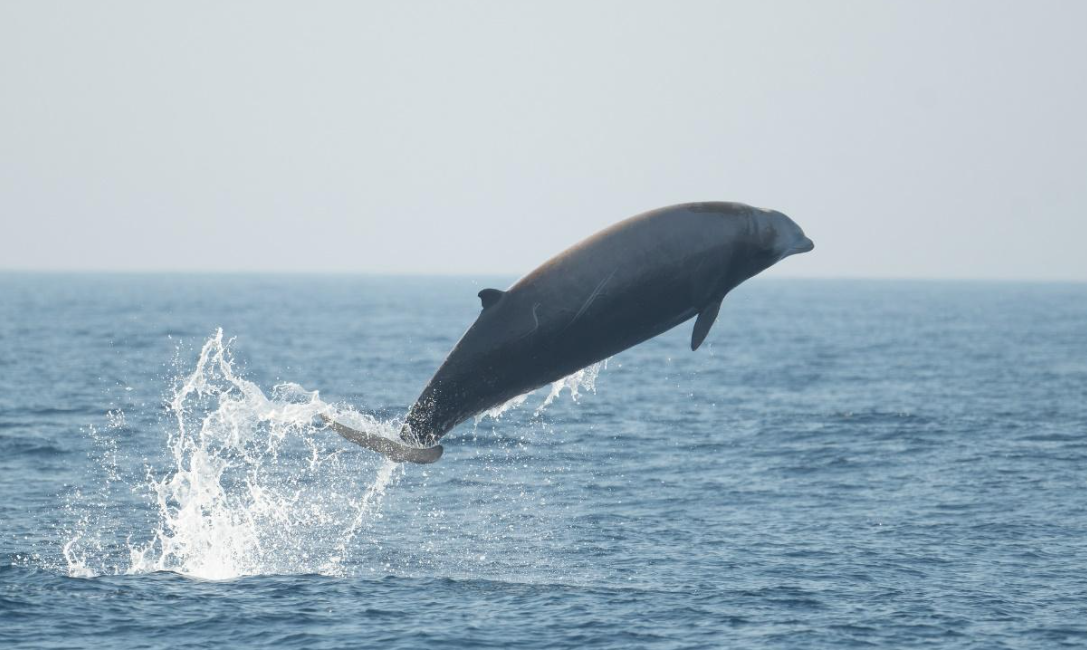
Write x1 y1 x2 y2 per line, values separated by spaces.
63 329 403 580
536 361 606 416
476 393 531 422
61 330 605 581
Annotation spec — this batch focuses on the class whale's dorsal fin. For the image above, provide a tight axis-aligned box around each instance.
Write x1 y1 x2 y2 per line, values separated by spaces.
478 288 504 309
691 296 723 351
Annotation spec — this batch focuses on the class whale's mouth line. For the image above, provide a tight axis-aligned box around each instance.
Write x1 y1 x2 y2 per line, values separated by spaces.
786 237 815 256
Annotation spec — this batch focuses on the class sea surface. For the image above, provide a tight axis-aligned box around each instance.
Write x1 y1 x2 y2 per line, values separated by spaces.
1 274 1085 649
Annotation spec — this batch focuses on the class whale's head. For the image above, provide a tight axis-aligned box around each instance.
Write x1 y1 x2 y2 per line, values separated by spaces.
750 207 814 265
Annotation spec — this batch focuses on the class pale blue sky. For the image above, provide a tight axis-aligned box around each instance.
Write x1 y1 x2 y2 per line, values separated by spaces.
1 1 1085 280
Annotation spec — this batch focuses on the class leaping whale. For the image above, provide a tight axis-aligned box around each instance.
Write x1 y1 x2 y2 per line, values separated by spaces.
323 201 813 463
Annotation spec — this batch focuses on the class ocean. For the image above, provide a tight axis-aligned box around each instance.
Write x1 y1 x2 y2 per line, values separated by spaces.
1 273 1085 649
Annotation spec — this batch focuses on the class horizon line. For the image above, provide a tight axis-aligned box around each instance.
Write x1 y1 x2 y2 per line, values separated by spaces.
1 268 1085 285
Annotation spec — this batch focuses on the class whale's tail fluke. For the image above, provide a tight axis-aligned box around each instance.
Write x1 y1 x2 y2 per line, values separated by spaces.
319 414 444 464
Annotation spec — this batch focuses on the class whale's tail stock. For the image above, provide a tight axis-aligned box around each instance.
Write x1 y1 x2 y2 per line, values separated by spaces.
319 414 444 464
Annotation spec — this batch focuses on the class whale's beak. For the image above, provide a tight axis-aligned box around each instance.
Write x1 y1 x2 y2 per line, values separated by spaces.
788 237 815 256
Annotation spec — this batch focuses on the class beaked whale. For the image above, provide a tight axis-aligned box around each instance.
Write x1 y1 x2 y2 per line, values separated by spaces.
324 201 813 463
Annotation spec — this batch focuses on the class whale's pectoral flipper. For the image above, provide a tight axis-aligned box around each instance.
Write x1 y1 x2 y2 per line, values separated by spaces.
690 297 723 351
319 414 444 464
478 288 505 309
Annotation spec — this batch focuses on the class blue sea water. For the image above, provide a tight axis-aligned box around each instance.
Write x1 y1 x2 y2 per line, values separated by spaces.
1 273 1086 649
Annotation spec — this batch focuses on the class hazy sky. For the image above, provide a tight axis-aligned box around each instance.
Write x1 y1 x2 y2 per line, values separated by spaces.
2 1 1085 280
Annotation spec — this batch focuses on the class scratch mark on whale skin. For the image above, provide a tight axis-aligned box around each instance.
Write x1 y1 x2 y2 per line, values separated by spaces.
531 302 542 332
515 302 543 341
563 269 617 333
516 269 616 344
